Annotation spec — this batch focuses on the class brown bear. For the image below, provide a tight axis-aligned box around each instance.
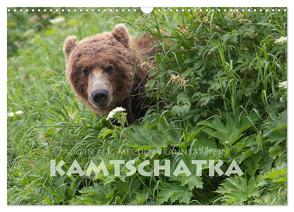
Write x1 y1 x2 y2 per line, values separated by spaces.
64 24 156 123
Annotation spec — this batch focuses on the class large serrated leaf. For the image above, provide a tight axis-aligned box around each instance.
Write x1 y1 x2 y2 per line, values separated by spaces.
180 175 203 190
216 176 265 204
157 182 193 204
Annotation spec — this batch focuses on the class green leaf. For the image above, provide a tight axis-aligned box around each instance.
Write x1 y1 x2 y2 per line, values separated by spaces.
70 183 113 205
157 182 193 204
198 113 257 146
123 121 182 154
216 176 265 204
98 128 113 140
171 93 191 116
263 166 287 184
180 175 203 190
263 111 287 145
128 192 149 205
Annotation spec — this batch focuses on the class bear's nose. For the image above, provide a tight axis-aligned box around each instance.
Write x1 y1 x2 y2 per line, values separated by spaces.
91 89 109 107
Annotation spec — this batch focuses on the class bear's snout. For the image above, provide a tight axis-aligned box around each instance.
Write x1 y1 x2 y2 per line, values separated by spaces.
91 89 109 107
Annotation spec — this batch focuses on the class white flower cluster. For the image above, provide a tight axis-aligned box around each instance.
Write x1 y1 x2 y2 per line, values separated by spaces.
278 81 287 89
106 107 126 120
7 110 24 117
275 36 287 44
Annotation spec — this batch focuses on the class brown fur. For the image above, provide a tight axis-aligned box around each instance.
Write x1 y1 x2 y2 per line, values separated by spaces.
64 24 156 122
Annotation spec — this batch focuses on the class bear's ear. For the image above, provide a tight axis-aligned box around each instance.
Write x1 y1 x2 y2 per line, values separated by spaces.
112 24 129 48
64 36 77 58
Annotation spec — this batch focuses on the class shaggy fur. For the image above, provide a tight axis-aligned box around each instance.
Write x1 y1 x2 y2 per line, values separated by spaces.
64 24 155 122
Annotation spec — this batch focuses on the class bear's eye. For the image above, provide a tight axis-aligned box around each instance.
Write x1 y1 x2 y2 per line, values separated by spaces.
105 64 114 74
83 68 91 76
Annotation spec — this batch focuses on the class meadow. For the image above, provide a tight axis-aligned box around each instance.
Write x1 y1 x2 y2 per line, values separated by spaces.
7 8 287 205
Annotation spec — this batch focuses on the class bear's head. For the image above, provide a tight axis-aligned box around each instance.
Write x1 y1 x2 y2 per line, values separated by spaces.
64 24 139 116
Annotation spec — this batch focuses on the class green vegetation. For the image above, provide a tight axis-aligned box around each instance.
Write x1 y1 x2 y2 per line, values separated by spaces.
7 8 287 205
